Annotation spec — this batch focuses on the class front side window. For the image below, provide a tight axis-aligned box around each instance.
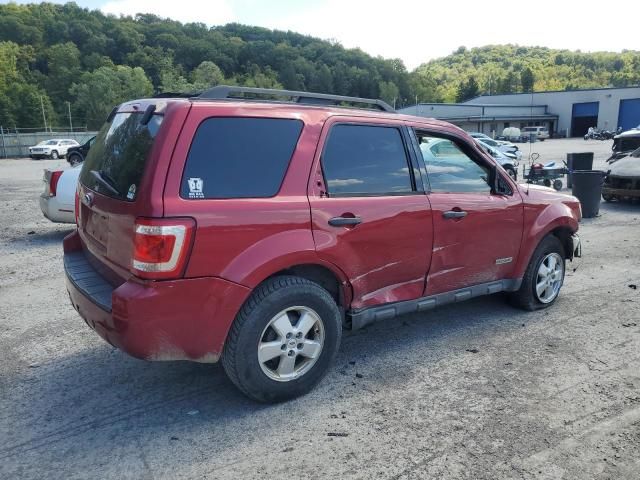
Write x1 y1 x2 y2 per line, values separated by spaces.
416 133 491 194
321 124 413 196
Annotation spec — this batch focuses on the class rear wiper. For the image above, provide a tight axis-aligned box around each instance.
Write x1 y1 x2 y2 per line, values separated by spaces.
90 170 120 196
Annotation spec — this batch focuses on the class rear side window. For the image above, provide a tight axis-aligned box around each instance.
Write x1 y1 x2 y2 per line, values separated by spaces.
321 124 413 196
80 112 163 201
180 117 303 199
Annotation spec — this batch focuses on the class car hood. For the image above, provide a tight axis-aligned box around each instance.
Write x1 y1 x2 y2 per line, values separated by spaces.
609 157 640 178
523 183 578 201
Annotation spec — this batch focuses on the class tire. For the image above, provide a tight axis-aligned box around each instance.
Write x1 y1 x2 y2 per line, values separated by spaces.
602 193 615 202
68 154 82 166
552 179 563 191
50 150 59 159
505 166 517 181
509 235 565 311
543 179 552 188
222 275 342 403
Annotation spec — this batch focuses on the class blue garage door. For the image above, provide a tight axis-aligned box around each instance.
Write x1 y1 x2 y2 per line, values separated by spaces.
618 98 640 131
571 102 599 137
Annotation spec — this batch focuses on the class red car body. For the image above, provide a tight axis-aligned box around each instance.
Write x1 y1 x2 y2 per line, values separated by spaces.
64 96 582 365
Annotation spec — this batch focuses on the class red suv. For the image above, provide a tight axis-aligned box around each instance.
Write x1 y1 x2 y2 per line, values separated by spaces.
64 86 582 402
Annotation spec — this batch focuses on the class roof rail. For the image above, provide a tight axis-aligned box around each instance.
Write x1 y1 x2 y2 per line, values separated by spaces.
196 85 395 112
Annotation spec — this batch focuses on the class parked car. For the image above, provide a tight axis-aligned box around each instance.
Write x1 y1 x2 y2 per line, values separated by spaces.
40 166 81 223
474 139 519 179
66 136 96 166
608 126 640 162
522 126 549 141
602 148 640 203
474 136 522 161
29 139 80 159
63 86 582 403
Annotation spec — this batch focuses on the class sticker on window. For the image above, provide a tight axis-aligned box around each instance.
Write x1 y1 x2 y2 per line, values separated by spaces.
187 177 204 199
127 184 136 200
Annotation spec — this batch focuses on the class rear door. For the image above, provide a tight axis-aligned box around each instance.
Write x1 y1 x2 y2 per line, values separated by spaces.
309 118 433 311
412 128 524 295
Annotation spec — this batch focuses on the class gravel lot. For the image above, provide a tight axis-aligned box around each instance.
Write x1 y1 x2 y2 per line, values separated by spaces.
1 138 639 480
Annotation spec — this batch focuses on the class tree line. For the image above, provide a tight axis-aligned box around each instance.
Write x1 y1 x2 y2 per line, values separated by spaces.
1 3 639 130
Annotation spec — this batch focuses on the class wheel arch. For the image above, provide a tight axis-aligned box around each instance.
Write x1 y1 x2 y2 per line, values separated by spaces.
514 207 579 279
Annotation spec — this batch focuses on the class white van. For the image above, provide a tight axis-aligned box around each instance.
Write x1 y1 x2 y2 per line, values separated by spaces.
522 126 550 141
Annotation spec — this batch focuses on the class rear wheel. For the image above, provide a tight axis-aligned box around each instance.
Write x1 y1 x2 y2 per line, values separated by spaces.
543 178 552 188
510 235 565 311
602 193 615 202
222 275 342 403
552 179 563 191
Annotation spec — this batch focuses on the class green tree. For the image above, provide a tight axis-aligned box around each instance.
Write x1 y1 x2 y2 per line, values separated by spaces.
378 80 399 106
70 65 153 129
455 76 479 102
521 67 535 92
191 61 225 90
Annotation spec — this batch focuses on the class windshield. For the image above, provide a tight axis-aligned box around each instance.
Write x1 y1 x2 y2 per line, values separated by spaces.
45 140 57 145
80 112 163 201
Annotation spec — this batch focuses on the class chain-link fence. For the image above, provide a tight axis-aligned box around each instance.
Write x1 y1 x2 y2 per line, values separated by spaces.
0 126 98 158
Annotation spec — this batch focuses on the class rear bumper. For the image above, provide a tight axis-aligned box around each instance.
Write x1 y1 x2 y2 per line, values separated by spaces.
63 231 251 362
40 194 75 224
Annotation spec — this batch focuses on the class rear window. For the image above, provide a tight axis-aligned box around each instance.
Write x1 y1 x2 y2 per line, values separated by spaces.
180 117 303 199
80 112 163 201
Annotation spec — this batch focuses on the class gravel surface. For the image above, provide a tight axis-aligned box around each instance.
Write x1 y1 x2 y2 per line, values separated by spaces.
1 139 639 479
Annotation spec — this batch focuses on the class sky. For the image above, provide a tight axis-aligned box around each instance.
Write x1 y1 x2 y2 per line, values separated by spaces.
4 0 640 70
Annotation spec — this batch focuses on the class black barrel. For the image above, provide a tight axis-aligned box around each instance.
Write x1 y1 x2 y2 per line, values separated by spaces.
566 152 594 188
571 170 606 218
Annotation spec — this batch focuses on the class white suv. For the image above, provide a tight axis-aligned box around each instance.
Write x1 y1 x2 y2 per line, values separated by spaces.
28 139 80 159
521 126 549 141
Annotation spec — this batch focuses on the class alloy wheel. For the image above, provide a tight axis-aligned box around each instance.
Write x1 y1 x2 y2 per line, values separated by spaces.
258 306 325 382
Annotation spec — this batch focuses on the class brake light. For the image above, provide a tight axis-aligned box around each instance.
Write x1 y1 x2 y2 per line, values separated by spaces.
131 218 195 280
49 170 63 197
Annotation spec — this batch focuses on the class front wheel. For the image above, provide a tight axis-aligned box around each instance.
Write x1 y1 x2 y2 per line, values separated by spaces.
50 150 59 159
509 235 565 311
505 166 517 181
222 275 342 403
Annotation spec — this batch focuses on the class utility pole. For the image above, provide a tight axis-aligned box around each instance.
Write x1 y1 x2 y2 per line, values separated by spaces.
67 101 73 132
40 96 48 133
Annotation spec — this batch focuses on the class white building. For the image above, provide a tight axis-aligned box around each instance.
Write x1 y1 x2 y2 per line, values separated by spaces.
399 86 640 138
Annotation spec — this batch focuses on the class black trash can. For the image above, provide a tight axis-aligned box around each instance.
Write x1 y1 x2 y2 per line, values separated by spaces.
571 170 606 218
566 152 594 188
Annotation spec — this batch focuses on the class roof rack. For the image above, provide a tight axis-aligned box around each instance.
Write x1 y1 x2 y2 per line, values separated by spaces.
195 85 395 112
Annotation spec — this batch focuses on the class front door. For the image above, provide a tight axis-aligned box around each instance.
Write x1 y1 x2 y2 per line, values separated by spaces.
413 130 524 296
309 120 433 311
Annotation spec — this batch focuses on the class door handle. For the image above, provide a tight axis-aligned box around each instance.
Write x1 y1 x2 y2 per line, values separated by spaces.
328 216 362 227
443 210 467 219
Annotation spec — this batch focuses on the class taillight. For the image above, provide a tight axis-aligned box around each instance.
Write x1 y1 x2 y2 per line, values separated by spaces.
49 170 63 197
131 218 195 280
74 187 80 226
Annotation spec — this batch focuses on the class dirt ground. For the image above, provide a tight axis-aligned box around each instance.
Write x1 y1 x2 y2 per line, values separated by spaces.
1 138 639 480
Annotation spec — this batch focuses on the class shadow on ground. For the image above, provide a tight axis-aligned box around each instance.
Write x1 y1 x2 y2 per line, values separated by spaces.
0 294 532 467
